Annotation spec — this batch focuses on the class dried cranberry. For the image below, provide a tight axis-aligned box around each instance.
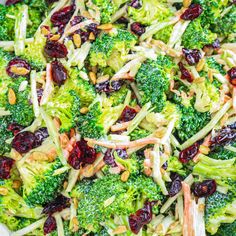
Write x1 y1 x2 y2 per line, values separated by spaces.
7 123 25 136
42 194 70 215
205 39 220 49
129 202 154 234
120 106 137 122
70 16 84 26
95 80 110 93
43 216 57 235
210 127 236 147
228 122 236 129
34 128 49 148
74 29 90 43
86 23 100 37
37 88 44 103
116 149 128 159
192 179 216 197
111 80 123 91
5 0 21 5
169 173 183 197
51 61 68 86
6 58 31 79
131 22 145 36
162 161 168 170
46 0 59 4
228 67 236 86
129 0 142 9
12 131 36 154
117 17 129 24
180 4 203 21
178 62 193 82
44 40 68 58
179 142 199 163
103 149 117 167
173 2 183 10
68 139 96 169
0 156 15 179
182 48 201 65
50 5 75 27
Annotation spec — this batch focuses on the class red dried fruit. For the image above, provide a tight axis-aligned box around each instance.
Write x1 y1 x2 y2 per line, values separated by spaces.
192 179 216 197
103 149 118 167
6 58 31 78
5 0 21 5
37 88 44 103
7 123 25 136
205 39 220 49
180 4 203 21
12 131 36 154
50 5 75 27
0 156 15 179
117 17 129 24
70 16 84 26
129 0 142 9
169 173 183 197
178 62 193 82
44 40 68 58
86 23 100 37
182 48 201 65
179 142 199 163
95 80 123 93
228 67 236 86
42 194 70 215
120 106 137 122
129 202 154 234
131 22 145 36
116 149 128 159
51 61 68 86
210 127 236 147
68 139 96 169
43 216 57 235
34 128 49 148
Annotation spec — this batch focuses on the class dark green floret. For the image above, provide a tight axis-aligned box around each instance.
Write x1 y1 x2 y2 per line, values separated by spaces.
215 221 236 236
205 191 236 235
130 127 151 141
17 158 67 206
135 55 174 112
71 174 163 233
208 146 236 160
89 29 137 71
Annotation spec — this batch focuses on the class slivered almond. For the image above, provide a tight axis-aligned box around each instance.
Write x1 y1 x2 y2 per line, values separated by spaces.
0 187 8 196
96 74 109 84
50 34 60 41
63 181 68 189
72 216 79 232
89 32 95 40
73 34 82 48
208 69 213 82
30 152 49 161
12 180 21 189
183 0 192 8
73 198 78 209
89 71 97 84
41 26 50 36
80 107 89 114
8 88 16 105
199 145 210 155
121 170 130 182
46 148 57 162
196 58 205 72
10 66 30 75
60 133 70 148
112 226 127 235
97 23 113 30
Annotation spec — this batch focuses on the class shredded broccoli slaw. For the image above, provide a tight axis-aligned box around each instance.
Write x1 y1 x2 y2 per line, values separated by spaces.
0 0 235 236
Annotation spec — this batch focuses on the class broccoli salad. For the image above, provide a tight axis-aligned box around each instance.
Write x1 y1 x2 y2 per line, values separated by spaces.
0 0 235 235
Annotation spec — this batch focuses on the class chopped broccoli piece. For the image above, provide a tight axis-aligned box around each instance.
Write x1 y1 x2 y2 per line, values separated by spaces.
205 57 226 75
135 55 174 112
130 127 151 141
17 158 67 206
205 191 236 235
108 85 129 106
153 24 173 43
209 146 236 160
167 156 186 176
77 95 124 139
128 0 173 25
182 18 217 49
71 174 163 233
0 179 42 231
215 221 236 236
89 29 137 71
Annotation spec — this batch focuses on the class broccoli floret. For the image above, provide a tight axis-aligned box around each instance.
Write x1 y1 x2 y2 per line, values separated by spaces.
0 49 14 81
71 174 163 233
0 179 43 231
153 24 173 43
17 158 67 206
167 156 186 176
45 88 81 133
67 68 96 107
175 103 211 142
0 117 12 155
128 0 173 25
209 146 236 160
212 5 236 38
205 191 236 235
0 3 45 41
130 127 151 141
215 221 236 236
108 85 129 106
205 57 226 75
182 18 217 49
89 29 137 71
77 95 124 139
135 55 174 112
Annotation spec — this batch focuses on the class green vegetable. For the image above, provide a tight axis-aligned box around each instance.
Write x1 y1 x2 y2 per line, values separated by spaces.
167 156 186 176
89 29 137 71
215 221 236 236
130 127 151 141
17 158 67 206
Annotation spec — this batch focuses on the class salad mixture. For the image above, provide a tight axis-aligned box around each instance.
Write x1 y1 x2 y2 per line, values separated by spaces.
0 0 236 235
